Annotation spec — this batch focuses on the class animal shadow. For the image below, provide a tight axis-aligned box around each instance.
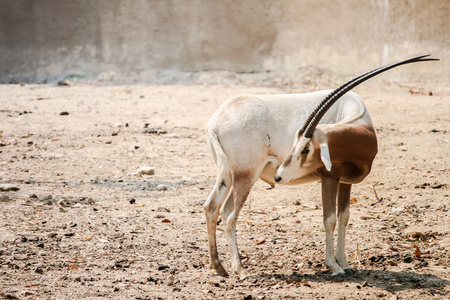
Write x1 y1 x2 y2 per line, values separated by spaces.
257 269 449 295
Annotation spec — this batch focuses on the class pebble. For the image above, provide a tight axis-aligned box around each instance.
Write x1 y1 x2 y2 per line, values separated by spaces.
181 176 193 184
137 166 155 176
156 184 170 191
404 256 413 263
271 214 280 221
157 207 170 212
0 184 20 192
158 265 170 271
57 80 73 86
0 195 14 202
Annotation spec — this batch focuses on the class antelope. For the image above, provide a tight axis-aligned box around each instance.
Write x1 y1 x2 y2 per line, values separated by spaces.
204 55 438 279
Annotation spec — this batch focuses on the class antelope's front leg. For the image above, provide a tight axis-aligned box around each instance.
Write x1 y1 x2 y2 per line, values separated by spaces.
321 176 347 277
204 179 231 277
336 183 354 275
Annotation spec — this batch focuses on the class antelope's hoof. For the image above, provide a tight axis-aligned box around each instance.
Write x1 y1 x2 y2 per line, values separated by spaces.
331 271 347 278
343 268 355 276
239 271 251 281
214 265 229 277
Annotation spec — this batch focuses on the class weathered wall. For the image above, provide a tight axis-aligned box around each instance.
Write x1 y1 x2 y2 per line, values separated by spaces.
0 0 448 83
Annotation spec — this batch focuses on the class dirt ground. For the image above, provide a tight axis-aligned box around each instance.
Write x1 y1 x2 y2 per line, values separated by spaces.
0 72 449 299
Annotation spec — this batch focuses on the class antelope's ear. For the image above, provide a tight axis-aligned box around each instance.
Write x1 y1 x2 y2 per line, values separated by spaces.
315 130 332 171
320 142 332 171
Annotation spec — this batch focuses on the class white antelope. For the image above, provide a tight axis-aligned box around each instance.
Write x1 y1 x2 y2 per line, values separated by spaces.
204 55 437 279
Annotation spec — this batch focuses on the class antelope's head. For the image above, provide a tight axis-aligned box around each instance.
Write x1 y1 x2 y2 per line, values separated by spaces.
274 54 438 184
275 128 331 184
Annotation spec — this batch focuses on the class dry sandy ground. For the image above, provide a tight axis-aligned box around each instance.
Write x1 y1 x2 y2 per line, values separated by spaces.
0 73 449 299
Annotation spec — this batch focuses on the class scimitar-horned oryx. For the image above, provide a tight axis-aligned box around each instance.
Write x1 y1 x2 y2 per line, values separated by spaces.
204 55 438 279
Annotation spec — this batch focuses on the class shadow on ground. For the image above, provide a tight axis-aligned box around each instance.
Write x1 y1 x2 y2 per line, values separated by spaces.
257 269 449 295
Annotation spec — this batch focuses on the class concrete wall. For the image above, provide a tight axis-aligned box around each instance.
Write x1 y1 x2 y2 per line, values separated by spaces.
0 0 448 83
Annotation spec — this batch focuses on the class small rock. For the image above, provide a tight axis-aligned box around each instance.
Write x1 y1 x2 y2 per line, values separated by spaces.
302 279 311 287
157 207 170 212
403 256 413 263
156 184 169 191
115 259 130 268
142 127 167 135
405 231 427 241
57 80 73 86
181 176 194 184
0 184 20 192
195 199 206 206
137 166 155 176
431 184 446 189
387 260 397 266
59 199 75 207
391 207 405 213
270 214 280 221
0 195 14 202
158 265 170 271
60 111 69 116
129 198 136 204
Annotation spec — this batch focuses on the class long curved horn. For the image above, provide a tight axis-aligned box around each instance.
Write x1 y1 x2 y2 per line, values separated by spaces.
301 55 439 138
297 63 386 137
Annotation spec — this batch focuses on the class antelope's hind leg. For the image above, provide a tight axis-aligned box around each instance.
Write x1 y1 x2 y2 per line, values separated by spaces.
204 176 232 277
223 174 254 280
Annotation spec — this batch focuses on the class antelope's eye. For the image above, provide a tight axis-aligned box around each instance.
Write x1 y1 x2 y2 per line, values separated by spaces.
301 148 310 155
